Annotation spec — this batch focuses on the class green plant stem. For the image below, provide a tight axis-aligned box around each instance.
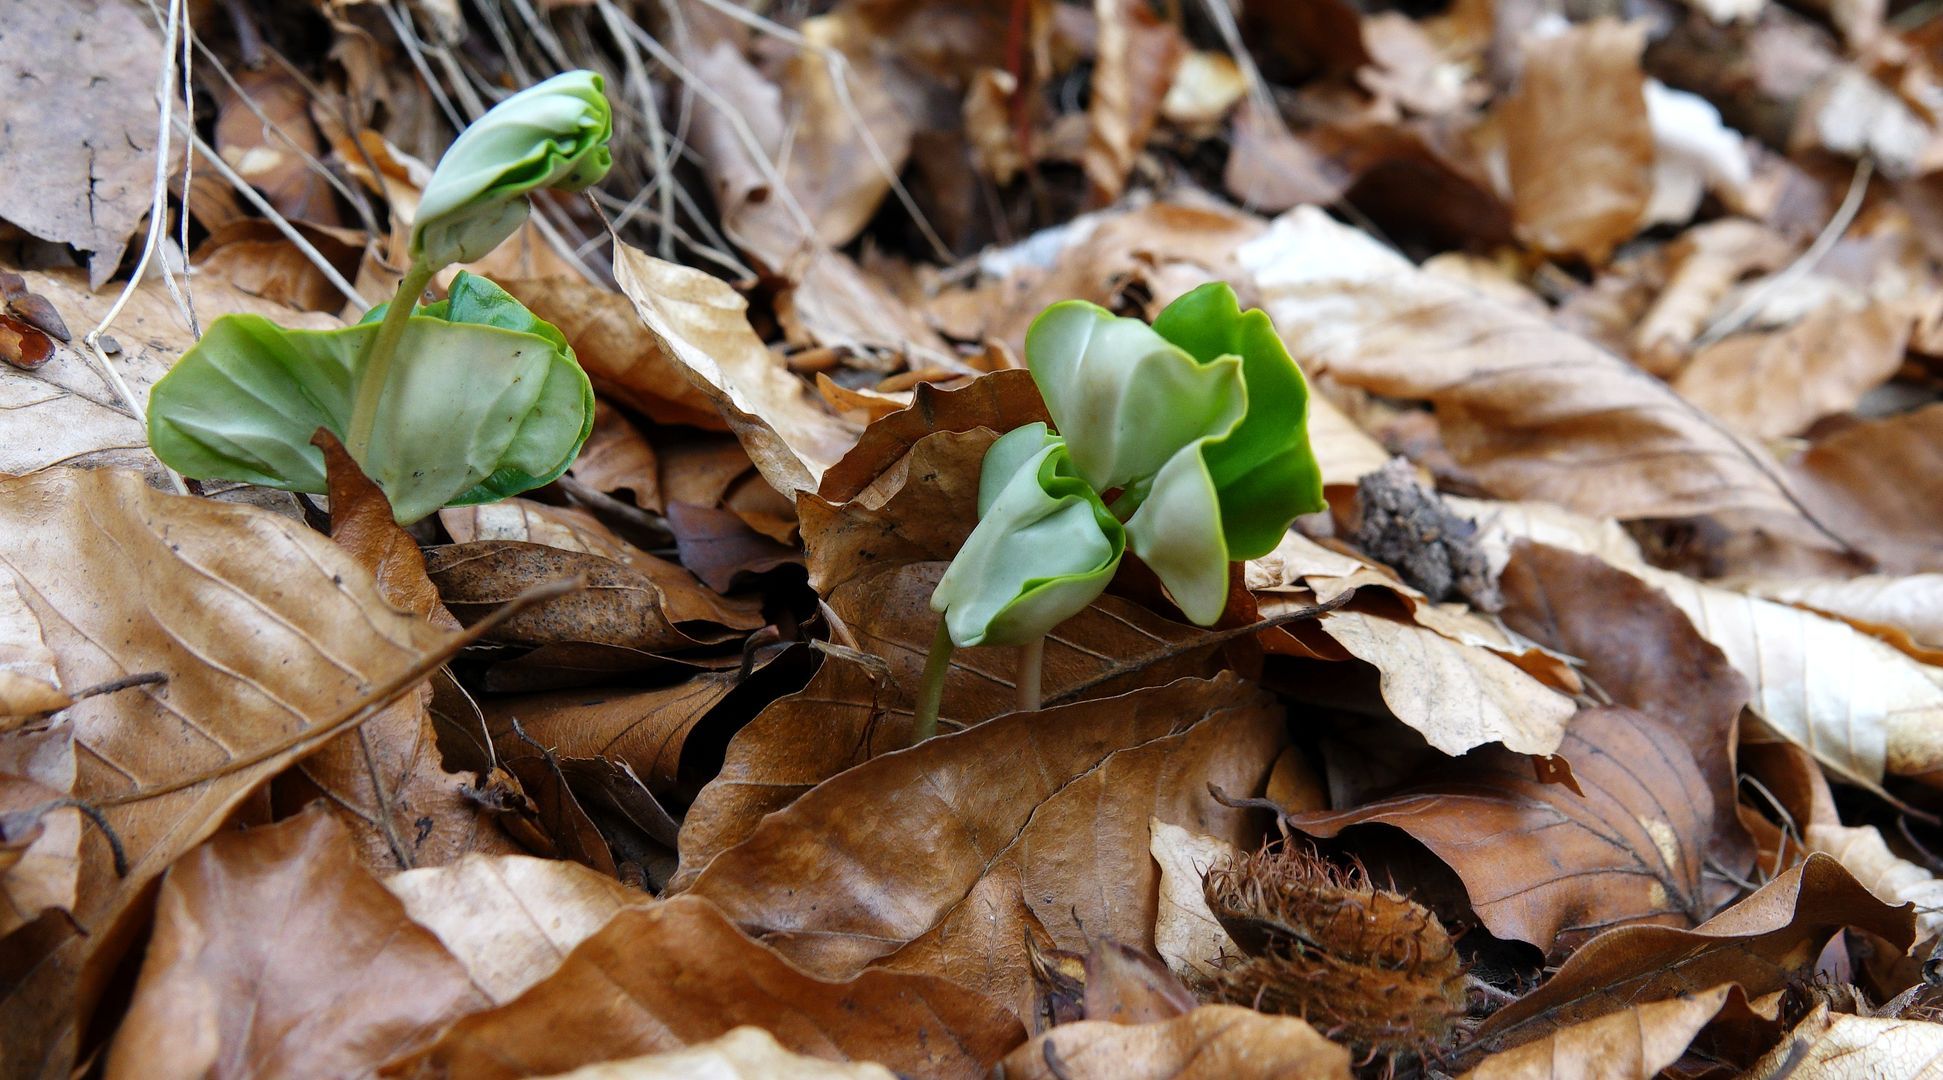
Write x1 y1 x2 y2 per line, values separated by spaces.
912 618 955 745
346 260 436 460
1016 636 1044 712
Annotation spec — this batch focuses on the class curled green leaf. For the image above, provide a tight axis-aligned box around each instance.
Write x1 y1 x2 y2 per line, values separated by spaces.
1024 301 1244 493
411 70 614 268
149 273 592 524
1151 282 1326 560
931 424 1126 647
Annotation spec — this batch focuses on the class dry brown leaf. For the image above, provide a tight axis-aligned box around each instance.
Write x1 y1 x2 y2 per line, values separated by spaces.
1082 0 1184 204
612 242 857 498
1632 219 1794 373
481 674 743 795
1499 20 1653 263
1471 854 1915 1055
212 68 344 228
103 807 489 1079
0 469 458 1078
532 1027 895 1079
1790 404 1943 575
665 502 802 594
1149 820 1242 984
1673 301 1913 439
387 894 1024 1079
1498 542 1753 874
685 674 1283 1020
814 369 1048 502
192 221 362 314
424 541 762 654
1289 707 1715 957
385 853 643 1004
1738 573 1943 661
0 567 67 722
497 278 725 431
997 1004 1352 1080
1161 51 1247 130
1240 207 1847 552
672 647 904 891
0 268 337 486
570 402 662 510
0 724 77 936
1744 1004 1943 1078
0 1 174 283
275 435 511 870
1470 499 1943 790
438 500 638 560
1460 985 1738 1080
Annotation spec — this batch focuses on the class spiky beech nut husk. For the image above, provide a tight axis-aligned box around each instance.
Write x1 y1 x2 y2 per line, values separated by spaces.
1203 845 1467 1056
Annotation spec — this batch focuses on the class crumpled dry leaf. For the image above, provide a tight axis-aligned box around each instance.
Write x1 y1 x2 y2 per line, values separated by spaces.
0 724 77 936
570 402 662 510
1498 20 1653 263
1082 0 1183 204
684 675 1283 1021
1149 820 1242 984
387 894 1024 1079
0 268 337 487
1790 404 1943 575
1673 300 1913 440
1471 854 1915 1055
213 67 345 228
385 852 643 1004
0 0 175 284
612 242 857 498
531 1027 895 1080
996 1004 1352 1080
104 807 489 1079
1240 207 1847 552
1460 984 1740 1080
1633 219 1794 373
1288 707 1716 958
0 468 457 1078
0 568 67 723
672 647 903 892
1743 1003 1943 1078
480 672 746 795
424 541 762 654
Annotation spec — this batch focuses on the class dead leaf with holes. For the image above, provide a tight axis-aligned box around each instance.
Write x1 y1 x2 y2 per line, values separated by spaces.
387 894 1024 1079
684 674 1284 1021
0 468 460 1079
103 808 489 1079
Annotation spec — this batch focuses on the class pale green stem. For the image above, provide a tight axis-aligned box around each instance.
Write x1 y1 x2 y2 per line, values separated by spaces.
346 260 437 461
1015 636 1044 713
911 618 955 745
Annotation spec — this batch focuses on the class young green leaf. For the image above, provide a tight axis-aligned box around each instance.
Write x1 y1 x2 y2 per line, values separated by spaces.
1024 301 1245 493
1151 282 1326 559
930 424 1126 647
148 274 591 524
410 70 614 268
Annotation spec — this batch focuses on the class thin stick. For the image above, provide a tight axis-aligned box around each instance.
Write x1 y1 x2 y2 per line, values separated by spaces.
1016 637 1044 712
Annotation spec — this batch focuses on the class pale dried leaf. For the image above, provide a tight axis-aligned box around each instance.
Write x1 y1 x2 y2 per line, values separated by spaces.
1744 1005 1943 1078
0 725 78 935
1149 820 1241 984
387 853 643 1004
997 1005 1352 1079
1803 819 1943 939
533 1027 896 1080
1673 301 1912 439
1461 985 1735 1079
0 567 65 721
1739 573 1943 659
612 243 857 498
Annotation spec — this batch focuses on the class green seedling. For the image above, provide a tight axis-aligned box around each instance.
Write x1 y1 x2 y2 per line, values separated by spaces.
917 282 1325 740
148 70 613 523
